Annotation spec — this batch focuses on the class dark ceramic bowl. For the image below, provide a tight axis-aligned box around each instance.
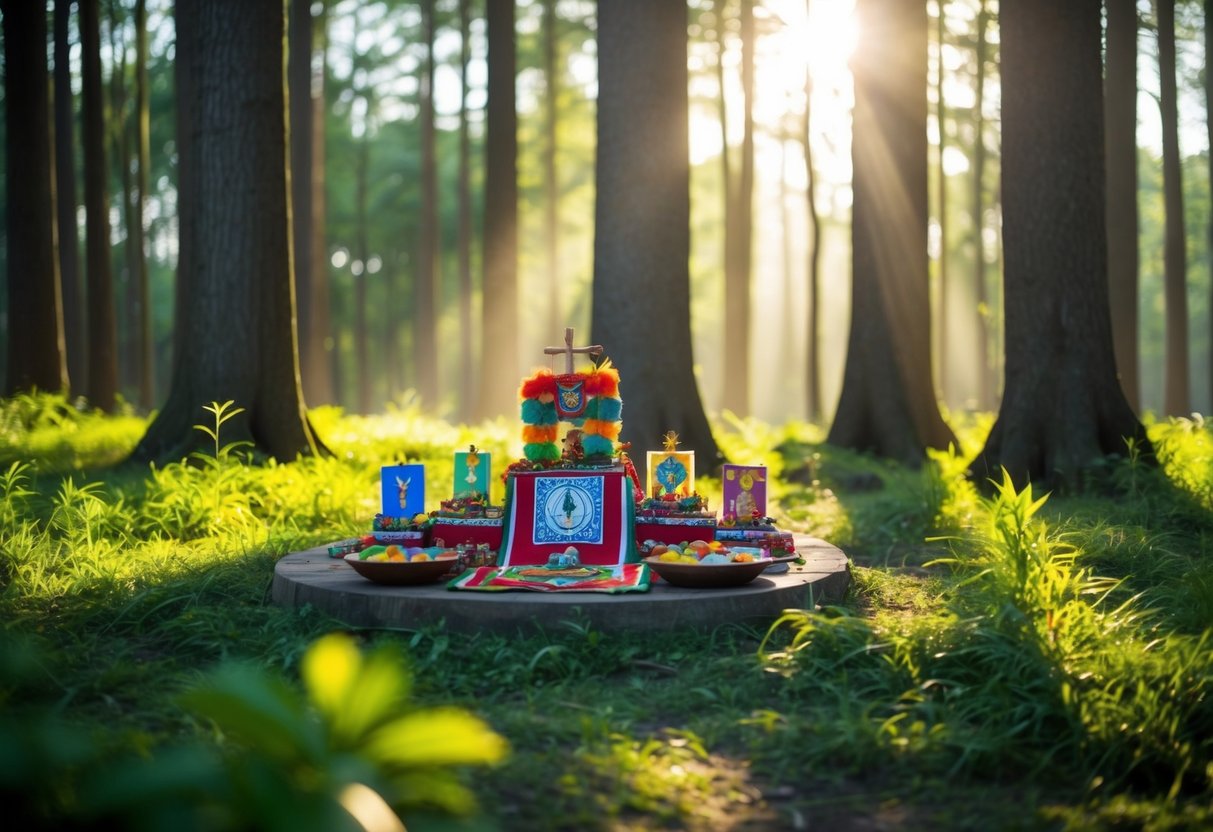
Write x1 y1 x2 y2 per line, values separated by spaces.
643 555 795 588
343 553 459 586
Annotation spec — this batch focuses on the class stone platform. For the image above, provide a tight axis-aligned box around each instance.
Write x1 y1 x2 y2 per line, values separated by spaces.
271 535 850 633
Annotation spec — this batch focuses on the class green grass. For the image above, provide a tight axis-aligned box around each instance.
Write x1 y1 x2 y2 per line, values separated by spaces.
2 392 1212 830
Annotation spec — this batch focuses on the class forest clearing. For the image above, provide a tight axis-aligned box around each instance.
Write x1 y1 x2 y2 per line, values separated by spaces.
2 397 1211 829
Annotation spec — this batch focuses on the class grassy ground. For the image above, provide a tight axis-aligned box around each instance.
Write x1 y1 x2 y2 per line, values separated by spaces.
1 393 1212 830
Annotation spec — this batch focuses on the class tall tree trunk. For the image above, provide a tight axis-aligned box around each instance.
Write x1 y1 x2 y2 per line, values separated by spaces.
935 0 949 405
1207 0 1213 414
971 0 1147 489
477 0 519 420
289 0 315 405
1156 0 1189 416
133 0 323 463
1105 0 1139 413
308 0 334 405
355 104 371 415
592 0 721 463
972 0 991 411
828 0 955 464
54 0 85 394
713 0 733 411
81 0 119 411
543 0 561 335
3 0 69 395
780 137 796 415
723 0 755 414
110 5 138 399
135 0 152 410
416 0 440 409
804 0 822 424
458 0 475 416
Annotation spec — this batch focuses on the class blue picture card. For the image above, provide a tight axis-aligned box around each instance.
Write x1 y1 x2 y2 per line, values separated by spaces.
381 464 426 518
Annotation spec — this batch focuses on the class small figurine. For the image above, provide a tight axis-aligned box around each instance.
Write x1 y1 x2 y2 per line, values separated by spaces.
546 546 580 569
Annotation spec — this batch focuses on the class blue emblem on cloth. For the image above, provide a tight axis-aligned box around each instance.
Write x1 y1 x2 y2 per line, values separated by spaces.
554 377 588 419
533 476 604 545
655 455 689 494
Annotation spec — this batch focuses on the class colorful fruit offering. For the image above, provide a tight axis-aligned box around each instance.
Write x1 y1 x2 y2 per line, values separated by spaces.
349 545 459 564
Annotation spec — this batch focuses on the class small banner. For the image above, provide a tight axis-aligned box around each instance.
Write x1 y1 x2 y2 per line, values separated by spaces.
554 374 588 419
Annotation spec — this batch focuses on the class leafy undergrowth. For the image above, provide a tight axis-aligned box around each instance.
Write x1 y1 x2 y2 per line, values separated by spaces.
1 392 1212 830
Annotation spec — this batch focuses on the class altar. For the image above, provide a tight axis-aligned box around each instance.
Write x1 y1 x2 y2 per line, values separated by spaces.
300 326 849 620
272 535 850 633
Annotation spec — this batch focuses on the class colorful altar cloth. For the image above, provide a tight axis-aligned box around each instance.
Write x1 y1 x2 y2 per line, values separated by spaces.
497 468 639 568
448 563 650 593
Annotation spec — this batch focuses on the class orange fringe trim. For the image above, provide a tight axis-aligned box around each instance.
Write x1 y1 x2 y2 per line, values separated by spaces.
522 424 559 444
583 419 621 440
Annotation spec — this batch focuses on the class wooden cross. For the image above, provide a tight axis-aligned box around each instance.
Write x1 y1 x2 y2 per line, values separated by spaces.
543 327 603 374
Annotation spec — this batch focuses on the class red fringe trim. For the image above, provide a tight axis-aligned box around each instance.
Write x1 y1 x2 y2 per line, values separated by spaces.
584 367 620 398
519 370 557 400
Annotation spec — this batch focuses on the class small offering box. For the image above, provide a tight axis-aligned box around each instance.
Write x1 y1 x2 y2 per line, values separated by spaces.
635 514 717 546
430 516 504 551
367 529 430 546
714 527 796 556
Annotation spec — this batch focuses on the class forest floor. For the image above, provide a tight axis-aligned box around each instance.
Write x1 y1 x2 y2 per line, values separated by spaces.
2 394 1212 830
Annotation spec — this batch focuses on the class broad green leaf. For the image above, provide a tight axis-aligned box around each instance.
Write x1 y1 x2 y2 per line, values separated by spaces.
302 633 363 723
364 708 508 769
181 664 326 765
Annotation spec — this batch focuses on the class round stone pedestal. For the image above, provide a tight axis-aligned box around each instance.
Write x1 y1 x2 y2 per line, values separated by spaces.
271 535 849 633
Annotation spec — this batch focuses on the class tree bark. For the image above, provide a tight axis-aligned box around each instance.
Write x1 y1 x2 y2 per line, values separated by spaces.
828 0 955 464
458 0 475 416
1207 0 1213 415
713 0 733 413
935 0 949 405
81 0 119 411
1156 0 1189 416
591 0 721 463
54 0 85 394
543 0 561 336
972 0 992 411
1104 0 1139 413
723 0 754 414
970 0 1148 489
416 0 440 410
132 0 323 463
110 4 139 401
355 98 371 414
804 0 822 423
477 0 519 420
3 0 69 395
307 0 334 406
135 0 153 410
289 0 315 404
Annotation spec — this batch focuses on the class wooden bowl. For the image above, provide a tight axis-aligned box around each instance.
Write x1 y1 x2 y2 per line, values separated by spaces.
343 554 459 586
643 555 796 589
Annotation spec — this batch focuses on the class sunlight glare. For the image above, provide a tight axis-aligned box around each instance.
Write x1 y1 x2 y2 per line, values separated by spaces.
763 0 857 111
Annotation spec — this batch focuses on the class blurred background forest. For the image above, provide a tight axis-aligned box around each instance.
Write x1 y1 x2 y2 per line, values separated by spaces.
1 0 1210 426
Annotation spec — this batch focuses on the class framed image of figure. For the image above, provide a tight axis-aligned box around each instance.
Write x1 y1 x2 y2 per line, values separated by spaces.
646 431 695 497
722 464 766 522
453 448 491 498
381 464 426 518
